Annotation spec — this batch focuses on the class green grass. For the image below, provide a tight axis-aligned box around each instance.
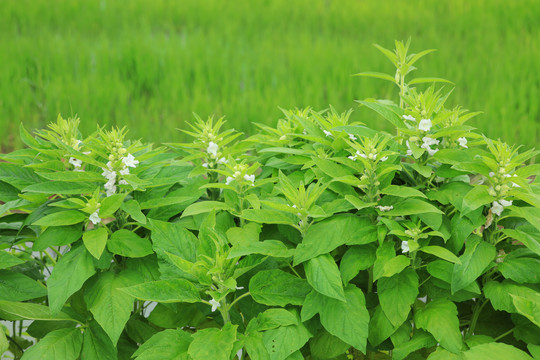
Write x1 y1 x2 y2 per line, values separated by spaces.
1 0 539 150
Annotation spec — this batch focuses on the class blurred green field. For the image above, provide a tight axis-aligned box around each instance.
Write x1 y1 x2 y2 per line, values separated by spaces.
1 0 539 150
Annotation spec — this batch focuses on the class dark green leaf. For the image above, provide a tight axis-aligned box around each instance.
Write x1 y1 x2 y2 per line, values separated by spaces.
108 229 153 258
378 269 419 327
249 269 311 307
305 254 345 301
188 323 237 360
119 279 200 303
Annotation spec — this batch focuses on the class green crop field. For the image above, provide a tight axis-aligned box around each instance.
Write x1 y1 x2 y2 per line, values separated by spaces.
1 0 539 151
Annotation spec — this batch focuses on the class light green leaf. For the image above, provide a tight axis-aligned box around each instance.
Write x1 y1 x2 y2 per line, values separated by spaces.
262 316 312 360
133 329 192 360
121 200 146 224
33 224 83 251
228 240 293 259
368 306 397 347
0 251 24 269
484 280 538 313
107 229 153 258
309 330 350 360
408 77 454 85
240 209 295 225
378 269 419 327
451 237 495 293
392 330 437 360
502 228 540 256
256 309 299 331
499 257 540 284
35 171 104 183
0 162 41 190
0 326 7 356
99 194 126 218
181 201 231 217
33 210 87 226
420 246 461 264
461 186 493 215
249 269 311 307
0 300 77 322
414 299 463 354
463 342 533 360
356 99 404 129
354 71 397 83
381 185 427 198
305 254 345 301
23 181 96 195
294 215 376 265
84 272 134 345
382 198 443 216
48 246 96 314
340 245 376 285
511 293 540 327
83 228 108 259
427 348 463 360
344 195 377 210
81 321 118 360
21 328 83 360
373 255 410 281
119 279 200 303
188 323 237 360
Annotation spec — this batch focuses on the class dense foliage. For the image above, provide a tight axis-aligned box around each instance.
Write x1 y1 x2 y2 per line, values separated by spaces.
1 41 539 359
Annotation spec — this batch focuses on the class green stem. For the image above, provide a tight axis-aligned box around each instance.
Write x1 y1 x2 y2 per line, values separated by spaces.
228 292 251 309
468 300 488 336
494 327 514 341
288 263 302 278
367 266 374 294
220 297 231 323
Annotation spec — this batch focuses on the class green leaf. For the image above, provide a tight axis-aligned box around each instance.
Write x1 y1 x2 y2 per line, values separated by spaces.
502 229 540 256
81 321 118 360
462 342 533 360
499 257 540 284
84 272 134 345
373 255 410 281
451 237 495 293
427 348 463 360
408 77 454 85
0 162 42 190
378 269 419 327
392 330 437 360
188 323 237 360
99 194 126 218
368 305 398 347
107 229 153 258
33 210 87 226
249 269 311 307
256 309 299 331
484 280 538 313
0 326 7 356
305 254 345 301
240 209 295 225
294 215 376 265
0 300 77 322
48 246 96 314
511 293 540 327
380 185 427 199
121 200 146 224
344 195 377 210
83 228 108 259
21 328 83 360
23 181 96 195
181 201 231 217
133 329 192 360
357 99 404 129
309 330 351 360
262 316 312 360
119 279 200 303
382 198 443 216
354 71 397 83
340 245 376 285
419 246 461 264
33 224 83 251
318 285 369 352
462 186 493 215
414 299 463 354
228 240 293 259
35 170 105 183
0 251 24 269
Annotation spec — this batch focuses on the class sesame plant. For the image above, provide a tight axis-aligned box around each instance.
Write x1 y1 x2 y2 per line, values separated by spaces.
0 41 539 360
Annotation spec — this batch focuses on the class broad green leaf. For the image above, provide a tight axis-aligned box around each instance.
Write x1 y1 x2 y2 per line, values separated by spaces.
108 229 153 258
35 171 104 182
368 306 397 347
463 342 533 360
262 317 312 360
319 285 369 352
305 254 345 301
0 300 77 322
256 309 298 331
33 210 87 226
240 209 295 225
382 198 443 216
484 280 538 313
414 299 463 354
451 237 495 293
356 100 404 129
0 162 42 189
133 329 192 360
340 245 376 284
373 255 410 281
121 200 146 224
150 219 197 262
426 260 480 294
188 323 237 360
84 272 134 345
409 77 453 85
48 246 96 314
181 201 231 217
461 186 493 215
344 195 377 210
228 240 293 258
419 246 461 264
381 185 427 198
511 293 540 327
23 181 96 195
249 269 311 307
528 344 540 359
309 330 350 360
378 269 419 327
0 251 24 269
300 290 325 322
81 321 118 360
243 331 270 360
33 224 83 251
99 194 126 218
83 228 108 259
21 328 83 360
502 229 540 256
119 279 200 303
392 330 437 360
294 215 376 265
427 348 463 360
0 326 7 356
354 71 396 83
498 257 540 283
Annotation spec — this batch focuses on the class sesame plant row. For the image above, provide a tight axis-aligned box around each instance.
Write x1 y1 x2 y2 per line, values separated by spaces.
0 41 539 360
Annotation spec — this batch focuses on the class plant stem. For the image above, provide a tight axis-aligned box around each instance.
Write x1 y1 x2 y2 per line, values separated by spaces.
468 300 488 336
494 327 514 341
220 296 231 323
228 292 251 309
367 266 374 294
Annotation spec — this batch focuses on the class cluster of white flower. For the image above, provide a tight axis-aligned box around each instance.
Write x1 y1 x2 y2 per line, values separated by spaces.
376 205 393 212
401 240 410 253
101 153 139 197
457 137 468 148
420 136 440 156
489 171 520 189
69 157 83 171
348 150 388 162
209 298 220 312
203 141 227 168
348 133 357 141
225 171 255 186
402 114 433 132
490 199 512 217
323 130 332 137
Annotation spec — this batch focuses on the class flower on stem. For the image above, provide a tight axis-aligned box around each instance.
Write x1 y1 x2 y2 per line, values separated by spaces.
401 241 410 253
209 298 221 312
403 115 416 121
376 205 393 212
207 142 219 157
323 130 332 137
243 174 255 186
89 210 101 225
348 133 357 141
418 119 432 132
458 137 468 148
122 153 139 168
69 157 82 169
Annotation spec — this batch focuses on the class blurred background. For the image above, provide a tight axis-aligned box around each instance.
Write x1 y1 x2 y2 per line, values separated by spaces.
1 0 539 150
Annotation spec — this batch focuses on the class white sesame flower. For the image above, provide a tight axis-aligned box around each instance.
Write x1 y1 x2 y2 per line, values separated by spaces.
357 151 367 159
202 163 209 168
303 129 307 135
499 199 513 207
511 182 521 188
119 167 130 176
458 137 468 148
417 295 427 303
348 155 356 161
69 157 82 169
82 151 92 155
403 115 416 121
491 201 504 216
279 135 287 140
217 157 228 164
405 140 413 156
323 130 332 137
244 174 255 185
489 172 495 177
292 204 297 208
380 156 388 162
225 176 234 185
427 147 439 156
236 349 243 360
418 119 432 132
434 176 445 183
376 205 393 212
89 210 101 225
422 137 440 146
401 241 410 253
102 168 117 181
207 142 219 157
122 153 139 168
209 299 221 312
348 133 357 141
118 180 128 185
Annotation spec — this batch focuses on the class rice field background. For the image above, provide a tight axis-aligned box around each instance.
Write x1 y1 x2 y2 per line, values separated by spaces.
1 0 539 150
